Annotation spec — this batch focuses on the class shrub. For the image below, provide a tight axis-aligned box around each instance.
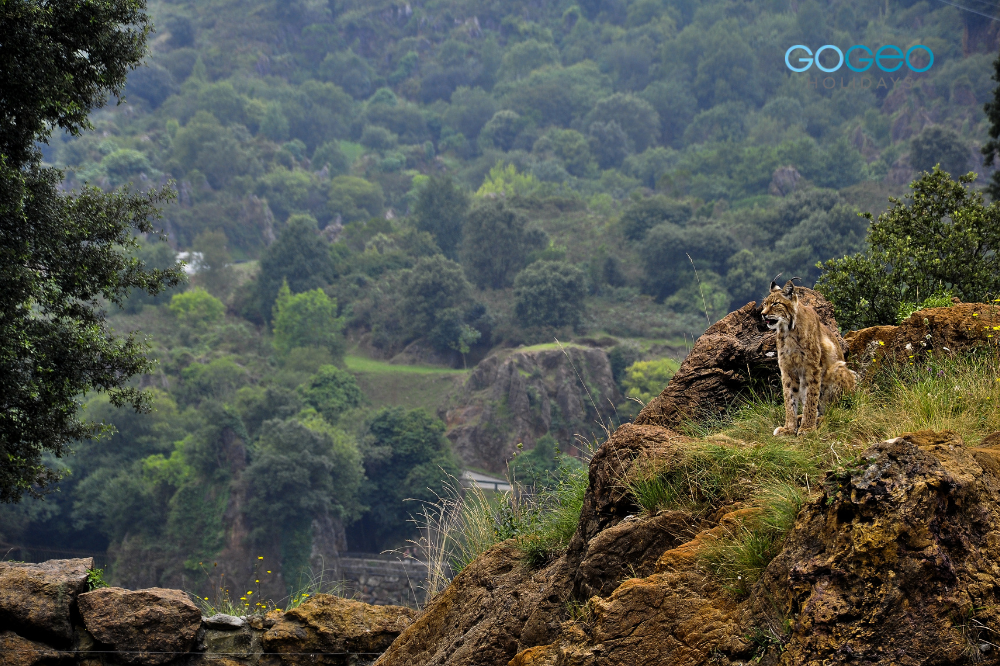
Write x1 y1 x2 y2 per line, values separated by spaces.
169 287 225 329
271 281 345 360
817 170 1000 330
513 261 587 329
622 358 680 404
298 365 365 424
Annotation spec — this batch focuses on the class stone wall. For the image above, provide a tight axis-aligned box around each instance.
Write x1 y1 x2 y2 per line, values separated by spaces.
339 554 431 608
0 557 416 665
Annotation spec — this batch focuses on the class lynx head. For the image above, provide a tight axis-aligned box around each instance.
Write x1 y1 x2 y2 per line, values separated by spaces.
761 278 799 331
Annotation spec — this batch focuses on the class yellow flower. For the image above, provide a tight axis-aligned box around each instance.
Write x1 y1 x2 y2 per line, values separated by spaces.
247 591 253 595
204 597 209 600
878 340 885 346
267 571 271 574
974 313 979 317
240 597 246 600
256 579 260 583
258 556 264 560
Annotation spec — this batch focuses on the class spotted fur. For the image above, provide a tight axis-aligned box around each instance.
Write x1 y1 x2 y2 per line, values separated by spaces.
761 279 856 436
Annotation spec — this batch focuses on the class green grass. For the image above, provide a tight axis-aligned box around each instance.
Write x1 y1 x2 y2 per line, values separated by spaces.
344 355 468 375
345 355 469 413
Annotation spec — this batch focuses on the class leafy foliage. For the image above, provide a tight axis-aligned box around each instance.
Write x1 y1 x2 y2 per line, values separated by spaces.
817 170 1000 330
513 261 587 329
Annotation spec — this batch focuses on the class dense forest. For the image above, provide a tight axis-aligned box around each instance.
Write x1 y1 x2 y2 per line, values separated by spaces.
4 0 998 592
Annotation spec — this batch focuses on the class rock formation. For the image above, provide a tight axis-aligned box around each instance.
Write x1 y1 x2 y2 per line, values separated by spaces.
633 287 843 429
444 344 621 473
846 302 1000 365
375 425 1000 666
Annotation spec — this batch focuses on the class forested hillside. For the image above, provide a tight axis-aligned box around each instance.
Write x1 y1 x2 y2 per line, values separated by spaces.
4 0 998 593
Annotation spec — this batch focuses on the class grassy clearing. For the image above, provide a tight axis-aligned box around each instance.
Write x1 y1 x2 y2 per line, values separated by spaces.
345 355 468 413
628 346 1000 597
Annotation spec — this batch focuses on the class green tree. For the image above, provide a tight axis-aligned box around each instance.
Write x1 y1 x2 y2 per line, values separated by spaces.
981 48 1000 200
251 215 336 321
461 200 539 289
299 365 365 425
443 87 497 141
816 169 1000 330
271 281 345 360
622 358 679 404
401 255 473 338
619 196 692 241
478 111 526 151
169 287 225 329
353 408 460 549
327 176 384 223
0 0 182 502
585 93 660 152
533 129 595 178
411 177 469 259
501 40 560 80
513 261 587 328
911 126 970 178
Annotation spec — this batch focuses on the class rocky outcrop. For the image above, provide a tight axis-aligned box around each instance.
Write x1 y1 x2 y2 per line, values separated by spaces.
261 595 416 666
756 430 1000 665
445 345 621 473
634 288 843 429
846 303 1000 365
0 557 92 647
77 587 202 665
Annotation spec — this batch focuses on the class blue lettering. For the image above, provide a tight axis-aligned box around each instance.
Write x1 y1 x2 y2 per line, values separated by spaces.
814 45 844 73
785 45 813 73
876 45 904 72
906 45 933 72
846 45 873 72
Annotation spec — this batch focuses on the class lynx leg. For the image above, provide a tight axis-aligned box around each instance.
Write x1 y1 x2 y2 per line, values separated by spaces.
774 374 799 436
799 366 822 433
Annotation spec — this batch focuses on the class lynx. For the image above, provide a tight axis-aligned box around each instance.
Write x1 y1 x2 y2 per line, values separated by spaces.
761 279 856 436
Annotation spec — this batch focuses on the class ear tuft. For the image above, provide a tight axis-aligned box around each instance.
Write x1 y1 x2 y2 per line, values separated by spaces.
770 272 783 292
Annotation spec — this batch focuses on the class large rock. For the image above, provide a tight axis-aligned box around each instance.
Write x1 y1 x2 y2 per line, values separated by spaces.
0 630 70 666
0 558 92 647
262 594 416 666
445 345 621 473
77 587 201 665
373 544 575 666
846 303 1000 365
634 288 843 429
755 430 1000 665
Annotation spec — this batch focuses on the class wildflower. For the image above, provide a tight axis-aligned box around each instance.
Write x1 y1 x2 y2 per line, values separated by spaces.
974 313 979 317
905 343 913 351
247 591 253 595
240 597 246 600
256 579 260 583
258 556 264 560
267 571 271 574
878 340 885 346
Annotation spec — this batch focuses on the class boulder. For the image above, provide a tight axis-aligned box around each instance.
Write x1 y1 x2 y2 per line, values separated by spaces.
845 303 1000 366
446 345 621 473
755 430 1000 665
0 630 70 666
262 594 416 666
77 587 201 665
373 544 574 666
633 288 843 429
569 423 690 549
0 558 92 646
768 165 804 196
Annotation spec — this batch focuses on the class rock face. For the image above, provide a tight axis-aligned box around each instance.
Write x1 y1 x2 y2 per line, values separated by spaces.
379 419 1000 666
445 345 621 473
757 430 1000 665
846 303 1000 365
77 587 202 665
0 557 92 647
262 594 416 666
634 288 843 429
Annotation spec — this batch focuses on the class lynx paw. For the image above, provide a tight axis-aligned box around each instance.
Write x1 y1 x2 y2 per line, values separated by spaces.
773 426 797 436
797 425 816 435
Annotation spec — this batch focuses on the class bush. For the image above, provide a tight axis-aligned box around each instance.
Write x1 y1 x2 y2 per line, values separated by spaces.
513 261 586 328
169 287 225 329
817 170 1000 330
622 358 680 404
298 365 365 424
271 281 345 360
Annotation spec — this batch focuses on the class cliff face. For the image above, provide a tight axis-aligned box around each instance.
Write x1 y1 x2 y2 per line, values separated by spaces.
444 345 621 473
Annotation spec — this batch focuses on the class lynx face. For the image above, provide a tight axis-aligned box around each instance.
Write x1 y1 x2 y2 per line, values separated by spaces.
761 283 796 331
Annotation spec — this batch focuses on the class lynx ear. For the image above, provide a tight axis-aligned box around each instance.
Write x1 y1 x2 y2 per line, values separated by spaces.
770 272 783 293
782 280 796 298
